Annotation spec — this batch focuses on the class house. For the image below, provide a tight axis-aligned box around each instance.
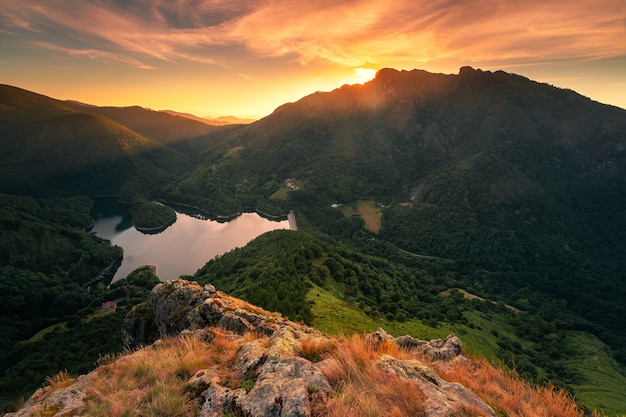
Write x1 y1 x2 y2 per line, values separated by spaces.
99 301 117 311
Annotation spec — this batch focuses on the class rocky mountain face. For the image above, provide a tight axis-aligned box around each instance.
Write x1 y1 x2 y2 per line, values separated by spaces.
8 279 500 417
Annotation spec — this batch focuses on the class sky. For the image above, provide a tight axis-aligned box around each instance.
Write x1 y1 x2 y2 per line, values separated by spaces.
1 0 625 119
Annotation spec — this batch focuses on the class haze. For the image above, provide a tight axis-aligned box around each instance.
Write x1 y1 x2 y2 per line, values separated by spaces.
1 0 625 118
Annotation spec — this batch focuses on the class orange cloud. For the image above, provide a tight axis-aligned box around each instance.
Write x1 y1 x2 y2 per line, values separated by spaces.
2 0 625 71
1 0 625 115
224 0 626 69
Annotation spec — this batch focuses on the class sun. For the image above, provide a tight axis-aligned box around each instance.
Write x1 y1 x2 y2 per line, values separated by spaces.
354 67 377 84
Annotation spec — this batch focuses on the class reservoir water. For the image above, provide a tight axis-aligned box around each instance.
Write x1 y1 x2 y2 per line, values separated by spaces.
89 199 290 282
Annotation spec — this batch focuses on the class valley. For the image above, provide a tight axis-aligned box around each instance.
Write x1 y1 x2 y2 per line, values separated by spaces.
1 67 626 415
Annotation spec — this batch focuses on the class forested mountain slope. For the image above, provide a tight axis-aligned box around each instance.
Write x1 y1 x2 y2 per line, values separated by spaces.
63 102 227 148
172 66 626 207
0 85 188 199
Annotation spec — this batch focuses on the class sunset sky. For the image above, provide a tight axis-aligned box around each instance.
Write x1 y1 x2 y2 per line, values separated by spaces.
1 0 625 119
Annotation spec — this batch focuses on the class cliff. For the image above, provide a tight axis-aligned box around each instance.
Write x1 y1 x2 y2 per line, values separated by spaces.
7 279 583 417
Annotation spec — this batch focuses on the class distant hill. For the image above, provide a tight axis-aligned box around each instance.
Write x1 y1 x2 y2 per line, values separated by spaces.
0 85 187 200
162 110 255 126
0 84 73 116
64 102 220 145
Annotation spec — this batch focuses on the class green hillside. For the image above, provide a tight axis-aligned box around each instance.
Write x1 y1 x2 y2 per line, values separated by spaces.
0 85 192 229
63 102 229 150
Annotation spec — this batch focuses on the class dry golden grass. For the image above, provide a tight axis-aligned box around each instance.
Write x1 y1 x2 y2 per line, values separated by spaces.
37 324 586 417
83 329 243 417
312 333 585 417
356 200 382 233
432 356 584 417
315 334 426 417
44 370 75 391
218 291 283 319
300 334 337 362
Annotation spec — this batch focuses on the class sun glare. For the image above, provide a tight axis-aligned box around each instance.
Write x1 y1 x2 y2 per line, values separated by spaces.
355 68 377 84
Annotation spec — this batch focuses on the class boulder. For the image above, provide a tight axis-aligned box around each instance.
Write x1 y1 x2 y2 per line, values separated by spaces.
377 355 496 417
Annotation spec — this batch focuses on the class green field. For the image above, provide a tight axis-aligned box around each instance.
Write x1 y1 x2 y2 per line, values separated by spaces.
26 322 68 344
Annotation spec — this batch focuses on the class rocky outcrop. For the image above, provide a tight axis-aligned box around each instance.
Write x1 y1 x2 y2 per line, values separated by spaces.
5 373 97 417
122 279 289 348
368 327 463 361
10 279 497 417
376 355 494 417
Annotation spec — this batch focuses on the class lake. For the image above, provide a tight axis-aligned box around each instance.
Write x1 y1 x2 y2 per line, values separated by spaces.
89 199 290 282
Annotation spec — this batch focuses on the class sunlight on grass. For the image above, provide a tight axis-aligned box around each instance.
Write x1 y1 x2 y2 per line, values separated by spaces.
224 146 243 157
316 334 426 417
433 356 586 417
306 285 446 340
27 322 67 343
356 200 382 233
45 370 75 391
83 331 242 417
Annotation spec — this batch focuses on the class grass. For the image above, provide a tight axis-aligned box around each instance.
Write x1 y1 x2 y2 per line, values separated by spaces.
307 285 448 339
315 334 427 417
565 332 626 416
336 200 383 233
270 187 289 200
440 288 522 314
45 370 75 391
433 356 585 417
312 333 584 417
85 308 117 323
307 285 387 335
355 200 382 233
26 322 67 343
270 177 305 200
307 284 511 359
224 146 244 157
83 330 244 417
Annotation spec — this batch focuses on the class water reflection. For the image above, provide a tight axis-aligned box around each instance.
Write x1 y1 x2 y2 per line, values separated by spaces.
90 199 290 282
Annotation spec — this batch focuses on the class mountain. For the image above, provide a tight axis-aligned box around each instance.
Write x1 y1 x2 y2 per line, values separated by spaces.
167 66 626 218
6 279 585 417
64 102 223 146
0 85 188 213
163 109 256 126
162 67 626 412
181 66 626 197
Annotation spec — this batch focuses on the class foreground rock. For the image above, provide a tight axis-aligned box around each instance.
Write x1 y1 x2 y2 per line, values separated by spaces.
9 279 496 417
